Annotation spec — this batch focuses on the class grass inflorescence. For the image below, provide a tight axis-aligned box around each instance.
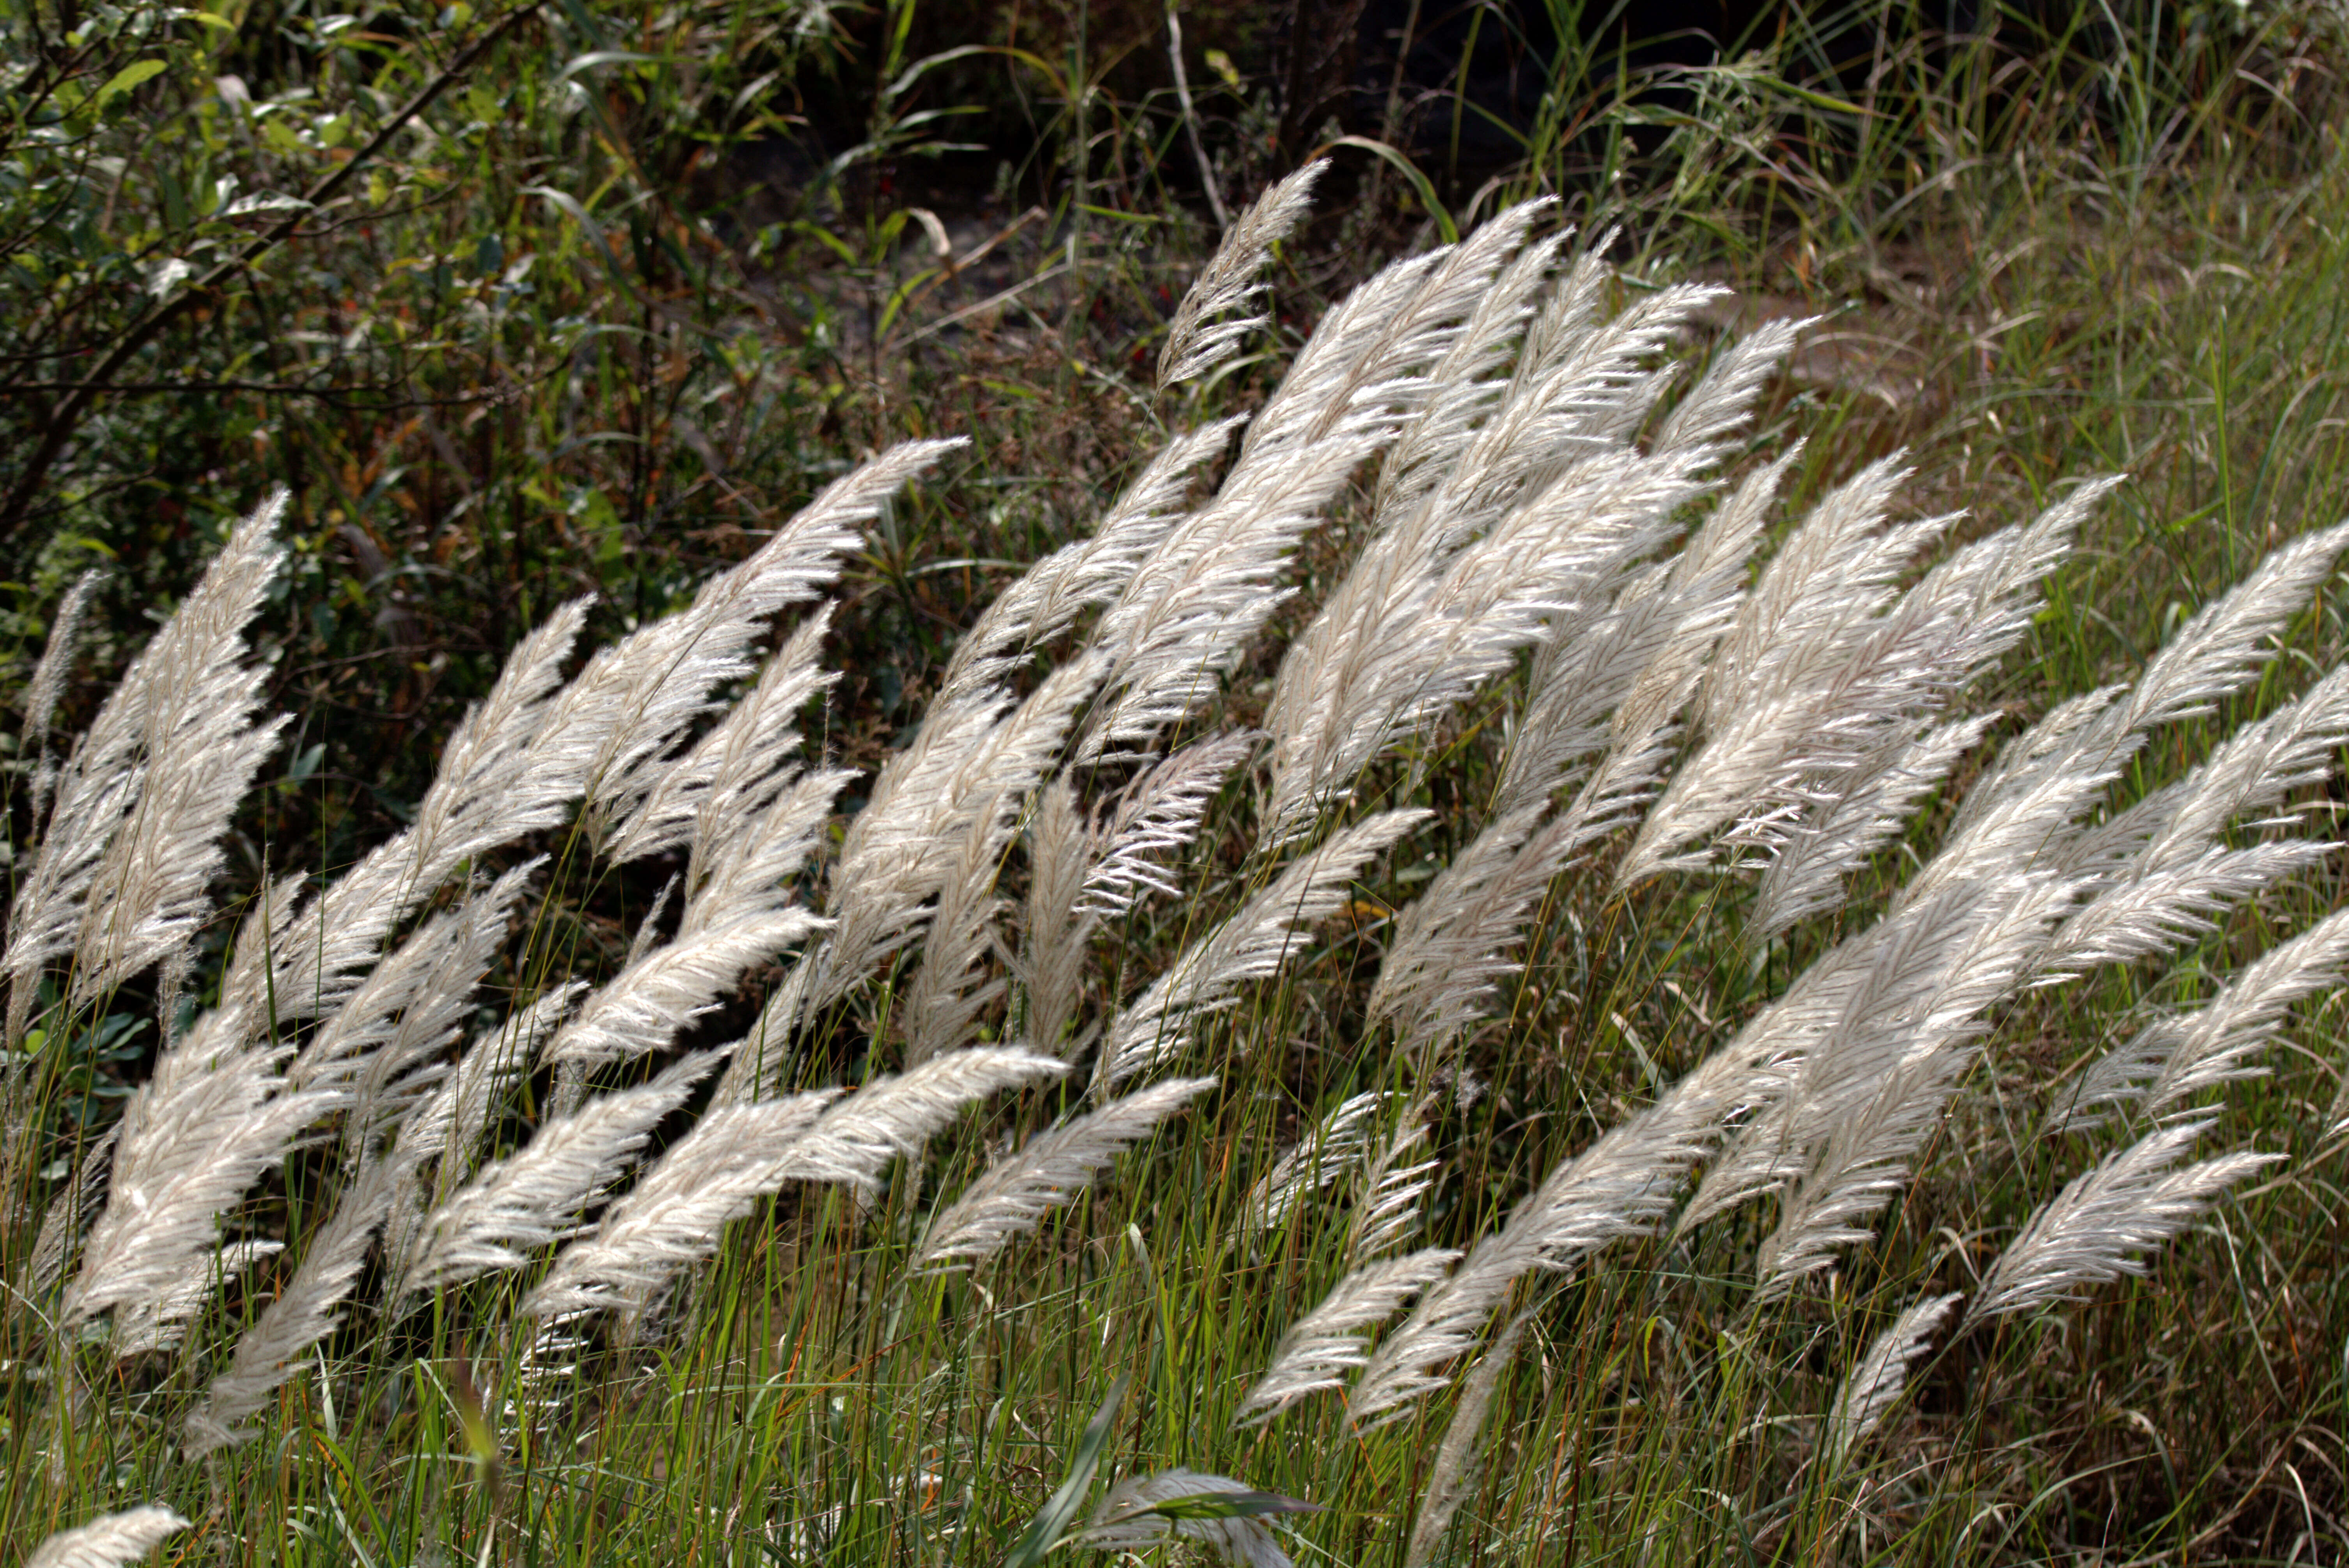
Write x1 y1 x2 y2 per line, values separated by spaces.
9 1 2349 1563
11 158 2349 1563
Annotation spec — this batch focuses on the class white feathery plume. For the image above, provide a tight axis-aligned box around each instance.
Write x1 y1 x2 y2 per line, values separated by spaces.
823 655 1104 1002
1366 805 1569 1059
1751 715 1993 939
63 1022 341 1326
2072 520 2349 758
1898 685 2140 917
1824 1293 1959 1467
290 862 532 1087
183 1153 407 1456
1095 809 1426 1092
2065 906 2349 1128
603 608 836 865
1078 1469 1301 1568
19 568 101 754
218 601 587 1026
1016 741 1252 1063
5 574 101 1156
1489 448 1788 825
1348 1120 1440 1261
544 907 825 1072
556 441 959 841
1621 463 1940 880
1472 266 1636 376
2065 662 2349 887
1443 282 1724 548
25 1506 189 1568
398 1049 721 1298
1427 275 1720 548
312 863 537 1157
684 764 857 939
900 794 1013 1068
1515 239 1612 380
522 1089 840 1319
1079 733 1254 917
1076 433 1384 761
72 724 291 1011
7 494 286 1013
394 985 585 1173
236 443 951 1027
1580 361 1684 451
1373 501 1769 1052
1366 222 1566 523
1676 900 1961 1235
829 688 1004 908
514 1306 594 1402
1680 1091 1842 1241
1627 463 2086 885
2037 841 2333 974
1672 1000 1907 1230
380 984 585 1280
1504 568 1685 813
19 568 101 834
1082 216 1544 763
1694 454 1921 735
937 420 1243 707
25 1123 117 1294
1940 684 2125 843
1719 478 2075 879
1754 1047 1976 1299
2036 667 2349 975
917 1077 1215 1268
1157 160 1326 388
1019 778 1095 1059
1019 734 1249 1059
1263 444 1702 839
1237 1247 1458 1424
708 954 819 1108
623 874 680 972
1403 1305 1535 1568
1651 316 1809 461
1352 1070 1741 1421
1738 478 2111 909
774 1047 1069 1199
403 598 594 864
1914 521 2349 908
1247 1089 1394 1233
1263 241 1729 837
1694 874 2076 1242
1962 1121 2277 1329
1588 451 1792 766
1363 460 1786 1051
111 1238 280 1357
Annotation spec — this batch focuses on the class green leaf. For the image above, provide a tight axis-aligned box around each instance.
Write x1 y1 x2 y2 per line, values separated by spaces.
92 59 168 114
281 742 326 787
1076 204 1171 226
883 43 997 102
557 50 663 80
1742 72 1871 117
1114 1489 1322 1524
1312 135 1458 244
1002 1374 1127 1568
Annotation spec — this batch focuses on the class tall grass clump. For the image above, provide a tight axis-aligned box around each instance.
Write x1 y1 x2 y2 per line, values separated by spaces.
6 169 2347 1565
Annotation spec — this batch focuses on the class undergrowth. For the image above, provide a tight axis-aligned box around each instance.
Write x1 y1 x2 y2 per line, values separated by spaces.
7 0 2349 1563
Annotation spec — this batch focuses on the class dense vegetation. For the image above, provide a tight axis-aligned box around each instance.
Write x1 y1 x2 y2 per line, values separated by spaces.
7 0 2349 1562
